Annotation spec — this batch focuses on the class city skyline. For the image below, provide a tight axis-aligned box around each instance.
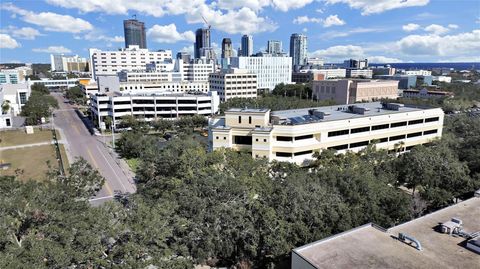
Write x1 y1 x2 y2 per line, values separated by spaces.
0 0 479 63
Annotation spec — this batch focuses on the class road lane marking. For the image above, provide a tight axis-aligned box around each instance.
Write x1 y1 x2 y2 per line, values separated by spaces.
87 147 113 196
96 144 129 192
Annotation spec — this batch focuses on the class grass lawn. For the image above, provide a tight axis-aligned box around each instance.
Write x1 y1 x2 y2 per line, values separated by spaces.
0 128 60 147
125 158 140 173
0 144 60 181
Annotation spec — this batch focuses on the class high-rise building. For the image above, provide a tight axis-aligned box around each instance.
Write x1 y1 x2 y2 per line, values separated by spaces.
267 40 282 54
241 35 253 56
221 38 233 58
124 19 147 49
194 28 211 59
230 56 292 91
344 59 368 69
290 33 308 66
50 54 88 72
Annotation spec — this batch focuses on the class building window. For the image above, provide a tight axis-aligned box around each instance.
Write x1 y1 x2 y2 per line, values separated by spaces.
391 121 407 128
5 118 11 126
351 126 370 134
408 119 424 125
277 136 293 141
350 141 369 148
275 152 291 157
372 124 389 131
249 116 252 124
407 132 422 138
224 137 227 140
328 129 349 137
263 139 267 142
19 92 27 104
255 138 259 142
294 150 313 156
328 144 348 150
425 117 439 123
389 134 406 141
234 135 252 145
238 116 242 123
423 129 438 135
295 134 313 140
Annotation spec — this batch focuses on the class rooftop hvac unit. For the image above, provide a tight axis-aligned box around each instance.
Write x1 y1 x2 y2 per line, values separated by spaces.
381 102 404 111
308 109 330 119
347 105 370 115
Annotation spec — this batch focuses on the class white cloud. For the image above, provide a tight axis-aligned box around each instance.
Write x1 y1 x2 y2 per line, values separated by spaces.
147 24 195 43
311 45 365 60
316 8 324 13
77 30 125 43
187 6 277 34
1 26 42 40
303 27 308 32
45 1 277 34
368 55 402 63
321 27 385 39
0 34 20 49
396 30 480 57
293 16 321 24
33 46 72 54
293 14 345 27
215 0 314 12
324 0 430 15
402 23 420 32
1 3 92 33
448 24 458 29
311 44 402 63
424 24 449 35
323 15 346 27
46 0 194 17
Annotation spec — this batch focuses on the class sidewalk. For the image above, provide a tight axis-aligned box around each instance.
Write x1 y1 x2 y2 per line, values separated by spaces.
0 141 53 151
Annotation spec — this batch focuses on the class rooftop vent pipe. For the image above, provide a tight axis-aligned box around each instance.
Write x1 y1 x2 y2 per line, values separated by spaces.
398 233 422 251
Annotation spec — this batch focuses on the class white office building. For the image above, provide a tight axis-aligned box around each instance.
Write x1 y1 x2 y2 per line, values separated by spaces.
0 83 31 116
347 69 373 79
433 76 452 83
90 91 220 129
405 70 432 76
28 78 80 89
209 69 257 101
89 45 173 79
300 68 346 79
230 56 292 91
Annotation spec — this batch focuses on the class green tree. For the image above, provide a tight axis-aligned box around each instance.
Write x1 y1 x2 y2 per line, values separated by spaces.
65 86 86 105
21 91 59 125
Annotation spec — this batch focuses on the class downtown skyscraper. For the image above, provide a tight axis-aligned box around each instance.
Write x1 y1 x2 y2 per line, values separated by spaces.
267 40 282 55
289 33 308 66
123 19 147 49
241 35 253 57
221 38 233 58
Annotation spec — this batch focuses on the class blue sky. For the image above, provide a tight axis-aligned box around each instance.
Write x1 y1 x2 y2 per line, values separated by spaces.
1 0 479 63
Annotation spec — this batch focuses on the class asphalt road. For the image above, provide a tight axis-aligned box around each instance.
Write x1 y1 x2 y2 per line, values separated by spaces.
51 93 136 205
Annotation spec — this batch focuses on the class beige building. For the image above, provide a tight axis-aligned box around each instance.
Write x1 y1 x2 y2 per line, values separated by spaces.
209 68 257 102
210 102 444 165
312 79 399 105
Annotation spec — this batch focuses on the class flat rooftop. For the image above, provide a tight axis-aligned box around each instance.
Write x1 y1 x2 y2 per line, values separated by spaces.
293 197 480 269
226 108 270 113
272 102 437 125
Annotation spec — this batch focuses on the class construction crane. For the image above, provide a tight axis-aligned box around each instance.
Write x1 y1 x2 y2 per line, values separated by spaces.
202 15 211 30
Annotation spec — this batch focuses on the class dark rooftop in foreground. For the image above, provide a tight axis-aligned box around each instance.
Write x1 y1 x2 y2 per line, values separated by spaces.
293 197 480 269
